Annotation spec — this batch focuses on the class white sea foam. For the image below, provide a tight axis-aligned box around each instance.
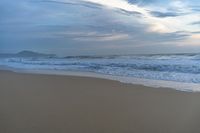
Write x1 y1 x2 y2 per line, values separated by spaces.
1 53 200 92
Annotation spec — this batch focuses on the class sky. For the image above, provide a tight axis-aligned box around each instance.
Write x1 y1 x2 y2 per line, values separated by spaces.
0 0 200 56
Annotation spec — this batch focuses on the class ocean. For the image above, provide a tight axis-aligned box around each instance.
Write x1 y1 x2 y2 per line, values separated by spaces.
1 53 200 91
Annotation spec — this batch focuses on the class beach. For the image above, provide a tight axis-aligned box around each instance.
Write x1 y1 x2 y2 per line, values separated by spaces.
1 70 200 133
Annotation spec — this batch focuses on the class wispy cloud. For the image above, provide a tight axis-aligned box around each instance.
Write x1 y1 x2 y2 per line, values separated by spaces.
150 11 184 18
81 0 199 33
72 32 130 41
49 30 130 41
35 0 102 9
0 0 200 55
191 21 200 25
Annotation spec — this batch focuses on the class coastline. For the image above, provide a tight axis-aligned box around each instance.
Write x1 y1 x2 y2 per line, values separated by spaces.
1 70 200 133
0 65 200 92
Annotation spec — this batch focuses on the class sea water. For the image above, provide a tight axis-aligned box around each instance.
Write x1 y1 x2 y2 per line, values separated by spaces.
1 53 200 92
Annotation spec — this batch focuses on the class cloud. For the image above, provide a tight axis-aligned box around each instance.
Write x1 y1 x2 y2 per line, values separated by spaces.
81 0 200 33
35 0 102 9
72 32 130 41
191 6 200 12
127 0 160 5
114 8 142 16
37 0 143 17
0 0 200 55
44 30 130 41
150 11 183 18
191 21 200 25
82 0 148 15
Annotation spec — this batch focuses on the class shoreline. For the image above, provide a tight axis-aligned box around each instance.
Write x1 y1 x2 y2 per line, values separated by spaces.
0 65 200 92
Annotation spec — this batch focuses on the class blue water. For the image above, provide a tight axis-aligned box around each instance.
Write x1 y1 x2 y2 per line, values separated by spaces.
1 53 200 84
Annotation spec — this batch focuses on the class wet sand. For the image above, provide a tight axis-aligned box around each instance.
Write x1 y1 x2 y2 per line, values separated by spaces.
0 70 200 133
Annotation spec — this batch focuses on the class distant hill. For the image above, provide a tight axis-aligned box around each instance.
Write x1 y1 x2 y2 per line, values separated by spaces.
0 51 56 58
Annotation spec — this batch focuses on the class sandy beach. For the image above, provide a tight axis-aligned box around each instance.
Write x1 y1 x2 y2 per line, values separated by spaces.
1 70 200 133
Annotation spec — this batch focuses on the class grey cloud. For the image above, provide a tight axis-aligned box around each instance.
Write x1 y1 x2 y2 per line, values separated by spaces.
191 21 200 25
191 31 200 34
35 0 102 9
0 0 197 55
115 9 142 17
36 0 143 17
191 6 200 12
150 11 183 18
127 0 159 5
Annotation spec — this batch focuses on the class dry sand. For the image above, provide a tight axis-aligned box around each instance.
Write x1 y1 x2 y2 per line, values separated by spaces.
1 70 200 133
